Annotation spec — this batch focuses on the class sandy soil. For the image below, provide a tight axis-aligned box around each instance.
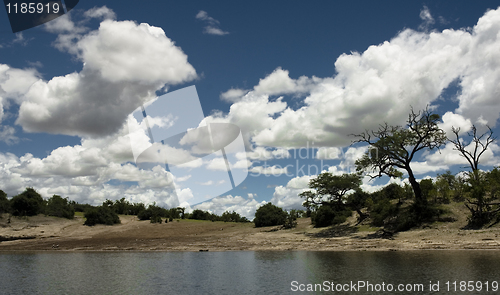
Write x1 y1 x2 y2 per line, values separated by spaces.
1 208 500 252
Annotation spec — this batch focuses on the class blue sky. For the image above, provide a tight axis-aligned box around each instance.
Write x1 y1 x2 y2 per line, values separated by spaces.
1 1 500 218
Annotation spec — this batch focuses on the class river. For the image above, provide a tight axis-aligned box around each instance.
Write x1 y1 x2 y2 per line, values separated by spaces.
1 250 499 294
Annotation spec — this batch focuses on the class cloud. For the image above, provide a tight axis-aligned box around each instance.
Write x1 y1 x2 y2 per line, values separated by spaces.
204 27 229 36
84 6 117 20
220 88 248 103
214 7 500 150
455 8 500 126
205 157 229 171
316 147 342 160
270 175 313 209
0 126 18 145
0 64 40 100
44 13 86 34
406 161 449 175
253 68 323 96
0 123 180 207
419 6 435 30
438 111 472 138
245 146 290 161
196 10 229 35
250 165 289 176
425 139 500 169
16 15 197 138
220 68 324 102
0 64 40 125
11 33 32 46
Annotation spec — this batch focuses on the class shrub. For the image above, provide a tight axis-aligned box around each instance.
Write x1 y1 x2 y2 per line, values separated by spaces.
128 202 146 215
150 215 162 224
10 188 45 217
0 190 10 214
190 209 212 220
312 205 351 227
45 195 74 219
283 210 298 229
221 211 250 223
137 208 153 221
369 198 397 227
138 204 169 221
71 202 94 213
84 206 120 226
254 203 287 227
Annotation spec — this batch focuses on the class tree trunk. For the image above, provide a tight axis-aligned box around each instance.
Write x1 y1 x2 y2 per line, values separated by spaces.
407 166 424 204
355 209 368 225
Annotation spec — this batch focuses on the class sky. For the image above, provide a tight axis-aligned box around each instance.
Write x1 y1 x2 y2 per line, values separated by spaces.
1 1 500 219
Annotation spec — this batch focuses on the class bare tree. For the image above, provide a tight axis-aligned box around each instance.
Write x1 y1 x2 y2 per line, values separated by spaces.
449 125 495 177
449 125 497 226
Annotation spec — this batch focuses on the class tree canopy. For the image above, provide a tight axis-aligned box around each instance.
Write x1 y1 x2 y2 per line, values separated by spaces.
10 188 45 217
300 172 361 210
354 107 447 205
253 203 287 227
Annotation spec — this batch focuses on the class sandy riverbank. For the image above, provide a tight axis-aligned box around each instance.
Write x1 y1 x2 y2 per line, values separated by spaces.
1 209 500 252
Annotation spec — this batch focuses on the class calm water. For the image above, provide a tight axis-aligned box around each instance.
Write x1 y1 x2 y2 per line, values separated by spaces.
1 251 500 294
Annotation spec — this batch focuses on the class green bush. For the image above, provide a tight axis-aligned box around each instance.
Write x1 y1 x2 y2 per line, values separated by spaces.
221 211 249 223
369 198 398 227
46 195 74 219
190 209 212 220
84 206 120 226
0 190 10 214
254 203 287 227
312 205 351 227
283 210 298 229
71 202 94 213
137 208 153 220
138 204 169 221
10 188 45 217
150 215 162 224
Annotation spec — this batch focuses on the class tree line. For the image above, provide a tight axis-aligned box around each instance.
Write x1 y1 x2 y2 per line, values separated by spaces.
0 190 250 226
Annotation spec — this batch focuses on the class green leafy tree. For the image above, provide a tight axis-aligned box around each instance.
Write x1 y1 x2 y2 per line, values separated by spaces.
128 202 146 215
112 198 131 215
150 215 162 224
435 171 455 203
300 173 362 211
221 211 249 223
381 183 405 202
354 107 447 209
300 173 360 227
138 203 169 221
0 190 10 214
420 179 437 203
168 208 182 219
45 195 75 219
190 209 211 220
312 205 333 227
346 189 369 223
84 205 120 226
10 188 45 217
253 203 287 227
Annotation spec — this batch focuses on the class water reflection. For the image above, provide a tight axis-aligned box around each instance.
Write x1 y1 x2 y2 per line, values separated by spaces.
1 251 500 294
